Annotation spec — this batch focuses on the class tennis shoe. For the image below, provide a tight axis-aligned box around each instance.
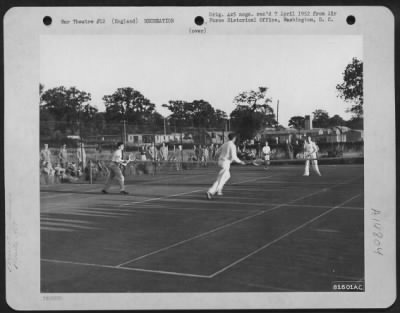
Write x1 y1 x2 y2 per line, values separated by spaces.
217 191 223 196
206 192 212 200
120 190 129 195
101 189 108 194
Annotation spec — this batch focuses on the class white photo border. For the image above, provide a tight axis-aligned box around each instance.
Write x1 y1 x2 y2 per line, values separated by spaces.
4 6 396 310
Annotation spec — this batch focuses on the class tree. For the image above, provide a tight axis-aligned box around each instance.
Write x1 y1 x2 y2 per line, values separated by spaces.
40 86 92 136
162 100 227 130
214 109 228 129
230 87 277 140
80 104 99 137
328 114 345 127
288 116 305 129
189 100 216 127
336 58 363 117
312 109 330 128
103 87 156 131
162 100 193 131
233 86 273 113
345 117 363 130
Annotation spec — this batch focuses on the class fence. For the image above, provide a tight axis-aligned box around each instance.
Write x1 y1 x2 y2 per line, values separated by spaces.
39 141 364 186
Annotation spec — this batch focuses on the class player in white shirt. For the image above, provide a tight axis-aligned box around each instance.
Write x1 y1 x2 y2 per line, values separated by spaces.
102 142 129 194
303 136 322 176
262 141 271 169
206 133 245 199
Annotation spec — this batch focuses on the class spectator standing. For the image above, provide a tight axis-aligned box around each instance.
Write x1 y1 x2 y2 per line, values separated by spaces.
262 141 271 169
140 145 147 161
202 145 209 167
160 142 169 161
58 144 68 168
40 143 52 165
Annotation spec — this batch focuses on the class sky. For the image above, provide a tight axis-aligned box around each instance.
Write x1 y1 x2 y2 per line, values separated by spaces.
40 35 362 127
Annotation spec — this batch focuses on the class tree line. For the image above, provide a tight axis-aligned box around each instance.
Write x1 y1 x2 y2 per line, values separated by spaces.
39 84 278 141
40 58 363 141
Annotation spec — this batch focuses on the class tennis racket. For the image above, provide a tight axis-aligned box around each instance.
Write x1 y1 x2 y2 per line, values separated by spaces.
120 153 136 167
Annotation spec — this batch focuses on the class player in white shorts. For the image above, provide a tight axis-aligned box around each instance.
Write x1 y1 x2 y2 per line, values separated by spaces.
206 133 245 199
262 141 271 169
303 136 322 176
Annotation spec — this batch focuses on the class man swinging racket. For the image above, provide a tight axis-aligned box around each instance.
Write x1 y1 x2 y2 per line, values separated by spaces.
102 142 134 195
206 133 246 200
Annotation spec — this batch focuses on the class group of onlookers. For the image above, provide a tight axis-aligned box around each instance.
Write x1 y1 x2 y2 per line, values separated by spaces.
40 143 87 183
192 143 220 167
40 141 240 184
137 142 175 162
133 142 222 170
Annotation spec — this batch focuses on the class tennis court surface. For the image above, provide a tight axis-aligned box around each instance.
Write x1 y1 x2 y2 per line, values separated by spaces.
41 163 364 292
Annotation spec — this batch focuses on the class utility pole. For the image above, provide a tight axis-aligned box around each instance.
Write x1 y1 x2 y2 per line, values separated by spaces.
79 111 83 168
77 92 84 173
123 118 127 146
276 100 279 125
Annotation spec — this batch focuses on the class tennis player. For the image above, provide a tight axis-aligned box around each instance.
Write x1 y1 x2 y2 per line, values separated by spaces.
262 141 271 169
206 133 245 200
102 142 129 194
303 136 322 176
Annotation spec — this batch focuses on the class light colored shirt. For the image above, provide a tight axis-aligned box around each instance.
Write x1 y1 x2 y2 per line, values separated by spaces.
304 141 318 157
262 146 271 155
59 148 68 161
111 149 123 162
149 146 157 159
40 149 51 163
217 141 241 163
160 146 168 159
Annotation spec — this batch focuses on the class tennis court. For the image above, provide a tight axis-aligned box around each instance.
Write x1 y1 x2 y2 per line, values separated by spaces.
41 162 364 292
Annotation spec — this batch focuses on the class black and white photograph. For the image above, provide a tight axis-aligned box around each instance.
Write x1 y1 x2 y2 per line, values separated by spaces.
4 6 396 310
39 33 365 292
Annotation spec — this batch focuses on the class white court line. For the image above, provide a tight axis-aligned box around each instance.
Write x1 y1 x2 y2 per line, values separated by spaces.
209 194 361 278
139 172 213 184
116 210 269 267
115 176 359 268
246 179 363 186
159 198 363 211
118 174 275 208
40 172 213 199
41 258 211 278
41 172 273 202
119 189 203 207
230 175 273 185
40 187 106 199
